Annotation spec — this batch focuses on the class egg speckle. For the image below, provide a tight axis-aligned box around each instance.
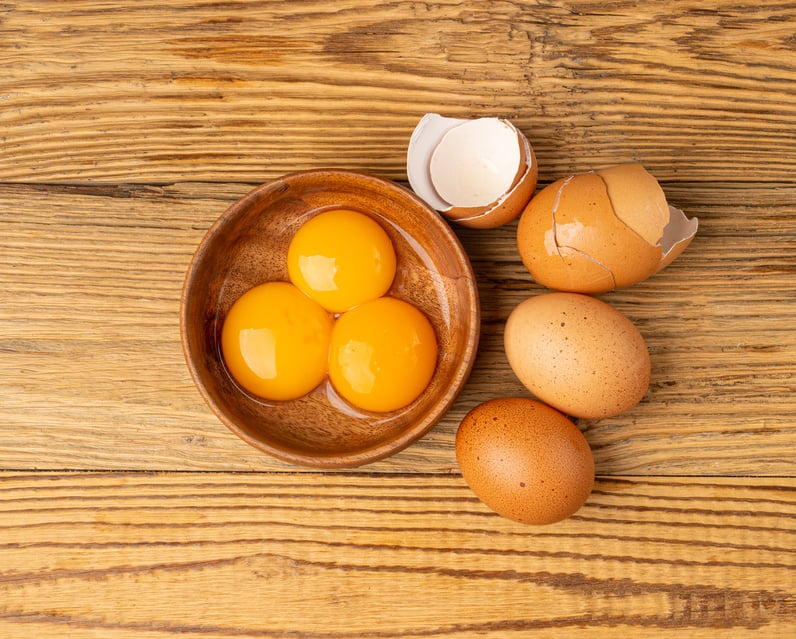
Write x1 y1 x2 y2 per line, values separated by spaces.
504 292 651 419
455 397 594 525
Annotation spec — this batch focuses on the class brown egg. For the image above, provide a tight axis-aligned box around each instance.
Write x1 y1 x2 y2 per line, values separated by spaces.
455 397 594 525
504 292 650 419
516 163 698 293
406 114 538 229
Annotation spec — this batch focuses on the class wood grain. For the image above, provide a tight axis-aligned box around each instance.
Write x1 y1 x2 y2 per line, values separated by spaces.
0 472 794 638
1 181 794 473
1 1 795 184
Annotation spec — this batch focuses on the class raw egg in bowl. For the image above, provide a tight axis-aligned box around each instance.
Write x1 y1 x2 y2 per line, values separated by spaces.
180 169 480 468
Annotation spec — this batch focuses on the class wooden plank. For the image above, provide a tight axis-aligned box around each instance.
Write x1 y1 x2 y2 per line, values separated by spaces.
1 181 794 473
0 472 793 638
1 1 794 184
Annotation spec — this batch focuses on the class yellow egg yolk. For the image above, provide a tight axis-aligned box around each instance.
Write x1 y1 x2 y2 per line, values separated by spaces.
287 208 397 313
328 297 438 413
221 281 333 402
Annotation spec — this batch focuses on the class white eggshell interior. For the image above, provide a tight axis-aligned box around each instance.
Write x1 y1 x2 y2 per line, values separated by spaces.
662 205 699 255
429 118 522 208
406 113 464 212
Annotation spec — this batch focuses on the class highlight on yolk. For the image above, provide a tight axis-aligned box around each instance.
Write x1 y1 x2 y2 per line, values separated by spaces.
287 208 397 313
221 281 333 402
328 296 438 413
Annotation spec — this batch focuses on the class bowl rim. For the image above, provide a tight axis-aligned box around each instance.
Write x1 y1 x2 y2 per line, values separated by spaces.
179 168 481 468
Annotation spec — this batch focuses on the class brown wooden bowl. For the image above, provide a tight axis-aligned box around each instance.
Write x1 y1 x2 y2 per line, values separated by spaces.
180 169 480 468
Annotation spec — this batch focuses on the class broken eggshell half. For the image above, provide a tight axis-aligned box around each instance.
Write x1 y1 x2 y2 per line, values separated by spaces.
516 163 698 294
407 113 538 229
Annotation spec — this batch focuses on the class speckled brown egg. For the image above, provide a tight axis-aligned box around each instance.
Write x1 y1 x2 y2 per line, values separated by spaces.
455 397 594 525
504 292 650 419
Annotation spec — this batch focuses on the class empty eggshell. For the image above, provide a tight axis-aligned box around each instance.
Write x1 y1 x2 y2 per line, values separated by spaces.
407 113 538 229
430 117 521 208
455 397 594 525
516 163 698 293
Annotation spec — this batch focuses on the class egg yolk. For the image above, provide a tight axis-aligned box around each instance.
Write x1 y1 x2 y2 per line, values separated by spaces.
328 297 438 413
221 281 333 402
287 208 397 313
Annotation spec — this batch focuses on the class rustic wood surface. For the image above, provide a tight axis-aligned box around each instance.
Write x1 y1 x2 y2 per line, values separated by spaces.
1 1 794 637
1 473 794 638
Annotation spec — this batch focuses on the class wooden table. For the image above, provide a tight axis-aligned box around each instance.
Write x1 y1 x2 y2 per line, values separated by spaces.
1 2 794 637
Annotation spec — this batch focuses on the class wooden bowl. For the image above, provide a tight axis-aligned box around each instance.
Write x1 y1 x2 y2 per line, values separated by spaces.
180 169 480 468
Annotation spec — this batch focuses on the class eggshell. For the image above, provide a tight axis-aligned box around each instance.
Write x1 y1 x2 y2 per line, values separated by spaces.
406 113 467 212
443 131 538 229
597 163 669 246
406 114 538 229
430 117 522 207
657 204 699 272
455 397 594 525
504 292 651 419
516 163 697 293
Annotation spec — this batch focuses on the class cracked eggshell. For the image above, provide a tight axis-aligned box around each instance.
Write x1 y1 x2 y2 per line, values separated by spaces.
516 163 698 293
406 114 538 229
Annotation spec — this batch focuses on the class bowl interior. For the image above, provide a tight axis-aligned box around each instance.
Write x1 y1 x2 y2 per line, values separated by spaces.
181 170 480 467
